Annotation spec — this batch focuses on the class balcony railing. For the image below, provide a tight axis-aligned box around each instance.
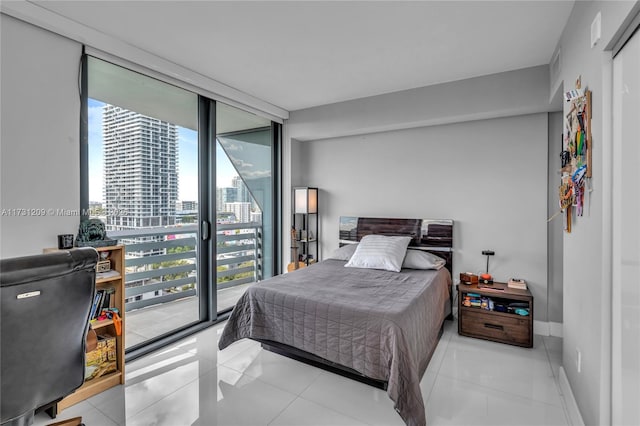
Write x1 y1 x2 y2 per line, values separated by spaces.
109 221 262 312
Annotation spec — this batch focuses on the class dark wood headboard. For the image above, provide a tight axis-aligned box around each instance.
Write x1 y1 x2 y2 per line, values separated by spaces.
338 216 454 274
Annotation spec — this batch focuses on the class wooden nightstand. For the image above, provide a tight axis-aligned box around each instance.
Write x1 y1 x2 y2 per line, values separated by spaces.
457 282 533 348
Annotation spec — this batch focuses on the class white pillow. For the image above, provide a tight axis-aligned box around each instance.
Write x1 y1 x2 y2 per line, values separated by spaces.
345 235 411 272
328 243 358 261
402 249 446 270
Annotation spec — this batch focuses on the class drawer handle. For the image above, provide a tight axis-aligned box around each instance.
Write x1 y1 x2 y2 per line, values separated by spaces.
484 323 504 331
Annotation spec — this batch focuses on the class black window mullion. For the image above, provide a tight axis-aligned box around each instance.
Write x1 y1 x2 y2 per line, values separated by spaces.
198 96 217 321
79 51 89 217
272 122 283 276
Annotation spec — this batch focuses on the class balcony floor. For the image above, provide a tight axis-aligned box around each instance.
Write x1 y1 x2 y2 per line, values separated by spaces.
125 283 252 348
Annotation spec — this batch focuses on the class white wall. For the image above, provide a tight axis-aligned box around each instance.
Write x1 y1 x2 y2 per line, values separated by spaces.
288 66 559 323
548 111 564 325
294 113 550 322
289 65 551 142
0 15 82 258
554 1 638 425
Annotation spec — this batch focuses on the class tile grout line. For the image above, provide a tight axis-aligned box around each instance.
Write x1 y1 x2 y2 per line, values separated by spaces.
294 374 380 426
422 327 453 402
123 373 207 423
266 396 300 426
216 347 319 424
295 366 324 397
90 400 125 426
91 343 203 424
437 373 567 411
307 370 408 425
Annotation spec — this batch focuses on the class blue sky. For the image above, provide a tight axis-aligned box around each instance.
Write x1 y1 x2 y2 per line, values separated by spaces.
88 99 237 203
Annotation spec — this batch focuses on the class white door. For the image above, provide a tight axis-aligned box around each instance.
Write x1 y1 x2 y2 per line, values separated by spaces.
612 25 640 426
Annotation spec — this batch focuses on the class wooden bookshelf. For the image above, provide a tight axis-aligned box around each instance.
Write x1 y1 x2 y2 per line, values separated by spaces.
44 245 126 413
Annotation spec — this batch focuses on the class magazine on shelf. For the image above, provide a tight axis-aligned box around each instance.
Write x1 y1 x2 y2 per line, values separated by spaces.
508 278 527 290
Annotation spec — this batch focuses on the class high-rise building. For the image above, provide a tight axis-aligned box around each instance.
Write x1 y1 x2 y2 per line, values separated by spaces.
180 201 198 211
101 106 181 302
224 202 251 223
232 175 251 203
102 105 178 230
176 200 197 224
250 211 262 224
216 187 237 212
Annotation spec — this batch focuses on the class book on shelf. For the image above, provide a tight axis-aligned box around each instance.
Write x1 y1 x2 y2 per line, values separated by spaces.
508 278 527 290
98 289 113 315
89 291 102 320
96 291 106 318
89 289 114 321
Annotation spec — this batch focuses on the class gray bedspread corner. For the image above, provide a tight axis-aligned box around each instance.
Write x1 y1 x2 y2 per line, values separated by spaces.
385 328 428 426
218 289 254 350
218 259 451 426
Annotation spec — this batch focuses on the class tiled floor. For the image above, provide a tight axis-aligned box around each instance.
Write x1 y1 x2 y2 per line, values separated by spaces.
33 318 570 426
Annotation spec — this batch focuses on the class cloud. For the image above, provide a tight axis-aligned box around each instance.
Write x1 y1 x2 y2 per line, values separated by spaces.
243 170 271 179
179 128 197 145
228 156 254 169
221 142 243 151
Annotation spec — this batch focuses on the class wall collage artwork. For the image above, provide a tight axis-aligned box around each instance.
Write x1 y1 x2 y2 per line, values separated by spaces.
558 76 592 233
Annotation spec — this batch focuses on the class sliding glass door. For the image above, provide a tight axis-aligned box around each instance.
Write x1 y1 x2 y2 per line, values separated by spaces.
86 57 202 349
215 103 276 312
83 56 280 352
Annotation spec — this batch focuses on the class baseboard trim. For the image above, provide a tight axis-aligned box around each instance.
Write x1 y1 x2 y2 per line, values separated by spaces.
534 320 563 337
559 366 585 426
549 321 563 337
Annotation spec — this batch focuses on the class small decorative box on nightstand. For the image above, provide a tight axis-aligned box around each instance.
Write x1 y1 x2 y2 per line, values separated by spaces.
457 282 533 348
459 272 478 284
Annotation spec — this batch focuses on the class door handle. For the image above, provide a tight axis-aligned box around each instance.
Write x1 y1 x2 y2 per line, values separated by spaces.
201 220 210 240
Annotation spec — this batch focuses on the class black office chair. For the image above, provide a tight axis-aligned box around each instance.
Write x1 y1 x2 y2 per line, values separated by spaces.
0 248 98 426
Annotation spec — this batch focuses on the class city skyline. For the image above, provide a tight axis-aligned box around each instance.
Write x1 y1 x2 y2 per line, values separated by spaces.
90 99 261 231
89 98 239 204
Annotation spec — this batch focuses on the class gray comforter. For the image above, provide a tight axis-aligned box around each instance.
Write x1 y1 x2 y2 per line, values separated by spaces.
218 259 451 426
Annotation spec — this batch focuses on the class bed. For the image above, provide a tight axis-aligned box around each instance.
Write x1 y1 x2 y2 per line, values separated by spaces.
218 217 454 426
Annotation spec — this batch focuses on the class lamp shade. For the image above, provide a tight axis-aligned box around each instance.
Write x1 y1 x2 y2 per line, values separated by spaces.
294 187 318 214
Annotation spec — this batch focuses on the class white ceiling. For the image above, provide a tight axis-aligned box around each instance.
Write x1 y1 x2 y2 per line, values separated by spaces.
29 1 574 112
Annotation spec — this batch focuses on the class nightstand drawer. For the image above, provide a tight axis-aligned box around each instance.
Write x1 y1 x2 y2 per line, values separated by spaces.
460 309 531 347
